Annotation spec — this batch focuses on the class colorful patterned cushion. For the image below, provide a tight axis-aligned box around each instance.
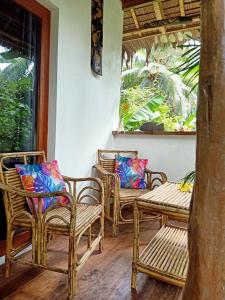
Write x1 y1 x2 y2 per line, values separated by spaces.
114 155 148 189
16 160 69 213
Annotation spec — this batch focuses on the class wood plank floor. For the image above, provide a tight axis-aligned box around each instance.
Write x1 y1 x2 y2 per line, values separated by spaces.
0 220 183 300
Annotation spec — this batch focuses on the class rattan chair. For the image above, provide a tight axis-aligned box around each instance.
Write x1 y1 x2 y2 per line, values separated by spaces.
94 150 167 237
0 151 104 299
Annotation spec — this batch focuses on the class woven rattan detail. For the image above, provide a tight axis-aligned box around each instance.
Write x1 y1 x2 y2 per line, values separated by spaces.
5 169 28 214
100 160 115 173
138 226 188 284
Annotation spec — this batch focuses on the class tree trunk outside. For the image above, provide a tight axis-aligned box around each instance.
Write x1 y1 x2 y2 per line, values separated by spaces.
183 1 225 299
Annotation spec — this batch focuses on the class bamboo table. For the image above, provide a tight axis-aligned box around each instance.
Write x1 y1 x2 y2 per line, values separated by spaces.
131 182 192 289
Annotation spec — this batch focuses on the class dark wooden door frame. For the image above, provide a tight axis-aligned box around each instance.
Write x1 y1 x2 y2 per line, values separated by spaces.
14 0 50 154
0 0 50 257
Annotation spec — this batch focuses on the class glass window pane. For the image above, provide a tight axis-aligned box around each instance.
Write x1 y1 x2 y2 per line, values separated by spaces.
0 0 41 152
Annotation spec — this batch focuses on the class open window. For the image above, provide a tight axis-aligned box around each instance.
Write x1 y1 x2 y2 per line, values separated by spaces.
119 2 200 134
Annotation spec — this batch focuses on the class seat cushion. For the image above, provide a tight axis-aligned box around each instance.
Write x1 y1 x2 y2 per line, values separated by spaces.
46 204 102 233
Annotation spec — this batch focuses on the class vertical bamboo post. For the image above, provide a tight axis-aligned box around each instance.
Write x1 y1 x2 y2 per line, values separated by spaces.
183 1 225 299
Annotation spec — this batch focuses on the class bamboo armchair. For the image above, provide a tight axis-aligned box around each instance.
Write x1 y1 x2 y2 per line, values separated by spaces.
94 150 167 237
0 151 104 299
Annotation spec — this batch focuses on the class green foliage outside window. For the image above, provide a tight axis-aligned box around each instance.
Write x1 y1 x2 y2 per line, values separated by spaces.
0 77 32 152
0 50 33 152
120 43 200 132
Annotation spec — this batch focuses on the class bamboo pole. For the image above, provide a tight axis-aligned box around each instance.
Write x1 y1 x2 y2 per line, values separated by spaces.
183 1 225 299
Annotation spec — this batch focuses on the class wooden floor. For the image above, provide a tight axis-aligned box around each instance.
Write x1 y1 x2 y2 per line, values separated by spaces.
0 220 183 300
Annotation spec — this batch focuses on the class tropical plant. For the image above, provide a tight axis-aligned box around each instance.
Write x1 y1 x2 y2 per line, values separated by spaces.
176 42 200 91
120 45 198 131
177 42 200 189
0 78 33 152
182 170 195 185
140 63 197 116
120 91 165 130
0 48 33 152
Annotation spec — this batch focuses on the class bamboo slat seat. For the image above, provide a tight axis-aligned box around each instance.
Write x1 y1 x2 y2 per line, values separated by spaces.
137 226 188 287
0 151 104 300
46 204 102 233
95 149 167 236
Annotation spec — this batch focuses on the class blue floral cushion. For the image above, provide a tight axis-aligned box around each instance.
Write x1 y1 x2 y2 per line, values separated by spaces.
114 155 148 189
16 160 68 213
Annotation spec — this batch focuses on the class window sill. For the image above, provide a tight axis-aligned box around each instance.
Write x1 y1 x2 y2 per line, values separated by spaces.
112 130 196 136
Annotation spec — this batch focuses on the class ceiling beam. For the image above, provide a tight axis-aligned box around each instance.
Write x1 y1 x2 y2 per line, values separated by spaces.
123 24 200 43
179 0 185 16
122 0 153 10
153 1 166 34
130 8 142 37
123 17 200 38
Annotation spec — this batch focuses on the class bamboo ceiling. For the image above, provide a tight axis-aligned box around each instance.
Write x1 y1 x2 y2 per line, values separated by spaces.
122 0 201 55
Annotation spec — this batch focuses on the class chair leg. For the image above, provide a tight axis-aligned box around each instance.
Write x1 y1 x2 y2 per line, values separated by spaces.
5 256 10 278
113 223 119 238
5 226 12 278
68 235 77 300
42 229 48 266
131 263 137 289
131 201 139 290
99 238 103 253
160 214 168 227
99 213 104 253
112 199 119 238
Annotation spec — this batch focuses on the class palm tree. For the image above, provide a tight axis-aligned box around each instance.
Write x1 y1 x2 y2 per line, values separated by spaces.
121 46 198 131
177 42 201 184
176 42 200 91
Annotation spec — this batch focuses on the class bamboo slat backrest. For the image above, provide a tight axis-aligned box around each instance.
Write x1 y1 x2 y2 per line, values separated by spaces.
97 150 138 173
0 151 46 218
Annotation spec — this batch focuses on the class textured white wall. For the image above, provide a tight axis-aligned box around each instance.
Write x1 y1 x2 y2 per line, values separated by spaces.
39 0 123 176
114 135 196 182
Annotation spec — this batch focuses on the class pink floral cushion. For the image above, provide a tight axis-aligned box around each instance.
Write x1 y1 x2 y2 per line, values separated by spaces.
16 160 69 213
114 155 148 189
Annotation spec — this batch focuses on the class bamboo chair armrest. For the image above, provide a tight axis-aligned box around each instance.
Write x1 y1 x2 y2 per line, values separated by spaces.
0 182 74 207
62 175 104 205
93 165 111 177
93 165 120 183
145 168 168 189
63 175 102 187
93 165 120 192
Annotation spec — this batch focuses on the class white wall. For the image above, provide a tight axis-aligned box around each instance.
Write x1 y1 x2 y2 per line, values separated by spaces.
39 0 123 176
114 135 196 182
36 0 196 182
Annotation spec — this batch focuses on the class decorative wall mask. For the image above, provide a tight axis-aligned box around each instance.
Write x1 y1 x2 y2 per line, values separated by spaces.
91 0 103 76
